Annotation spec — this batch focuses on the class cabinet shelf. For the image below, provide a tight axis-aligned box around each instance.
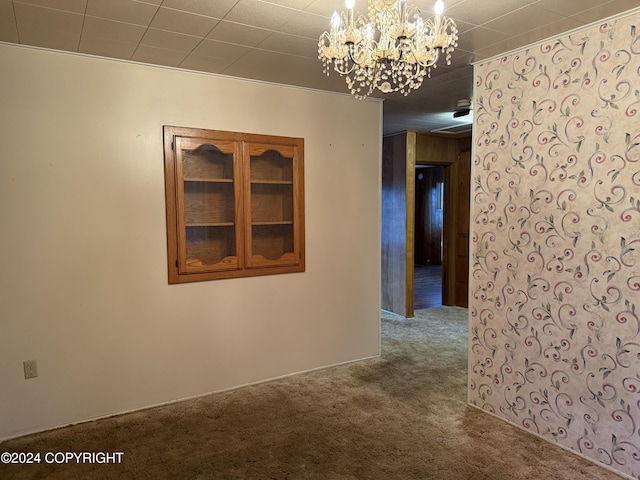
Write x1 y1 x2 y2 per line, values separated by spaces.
185 178 234 183
251 180 293 185
164 126 304 283
251 221 294 226
186 222 235 227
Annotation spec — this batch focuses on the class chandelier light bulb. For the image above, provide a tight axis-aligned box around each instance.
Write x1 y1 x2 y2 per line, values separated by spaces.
434 0 444 16
331 11 340 29
345 0 355 10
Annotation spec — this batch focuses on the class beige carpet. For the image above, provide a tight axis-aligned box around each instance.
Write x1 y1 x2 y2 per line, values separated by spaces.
0 307 623 479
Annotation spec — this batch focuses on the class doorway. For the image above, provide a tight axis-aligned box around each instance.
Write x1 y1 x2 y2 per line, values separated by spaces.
381 132 470 317
414 165 444 309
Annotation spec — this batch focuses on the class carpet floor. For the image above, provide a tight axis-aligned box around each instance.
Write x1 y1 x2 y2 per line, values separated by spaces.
0 307 623 479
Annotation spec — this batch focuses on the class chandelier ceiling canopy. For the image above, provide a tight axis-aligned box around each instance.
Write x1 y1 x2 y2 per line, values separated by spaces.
318 0 458 99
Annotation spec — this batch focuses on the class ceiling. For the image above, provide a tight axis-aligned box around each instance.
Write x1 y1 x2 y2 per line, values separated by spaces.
1 0 638 135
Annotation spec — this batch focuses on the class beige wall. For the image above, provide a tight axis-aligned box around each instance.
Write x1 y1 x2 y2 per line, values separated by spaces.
469 9 640 479
0 44 382 439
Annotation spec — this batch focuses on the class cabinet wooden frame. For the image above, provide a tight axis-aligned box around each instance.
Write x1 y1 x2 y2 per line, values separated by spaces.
163 126 305 284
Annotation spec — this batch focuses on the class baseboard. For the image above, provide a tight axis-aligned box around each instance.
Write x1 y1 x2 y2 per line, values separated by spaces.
380 308 407 319
0 354 381 443
466 402 632 480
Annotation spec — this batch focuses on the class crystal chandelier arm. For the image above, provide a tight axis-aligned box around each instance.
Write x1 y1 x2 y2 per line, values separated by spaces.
318 0 458 99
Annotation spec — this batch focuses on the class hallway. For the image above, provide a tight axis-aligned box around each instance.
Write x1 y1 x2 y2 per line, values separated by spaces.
414 264 442 310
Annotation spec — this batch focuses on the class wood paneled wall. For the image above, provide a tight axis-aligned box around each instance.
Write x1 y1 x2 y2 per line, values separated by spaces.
454 145 471 307
381 132 415 316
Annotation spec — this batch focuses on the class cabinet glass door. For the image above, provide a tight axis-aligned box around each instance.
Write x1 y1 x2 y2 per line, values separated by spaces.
244 143 302 268
175 137 243 273
164 126 304 283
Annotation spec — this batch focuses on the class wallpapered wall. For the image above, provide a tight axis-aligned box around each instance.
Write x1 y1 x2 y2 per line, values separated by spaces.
470 10 640 479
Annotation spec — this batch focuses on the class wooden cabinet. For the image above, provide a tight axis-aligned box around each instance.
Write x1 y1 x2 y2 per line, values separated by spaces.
163 126 304 283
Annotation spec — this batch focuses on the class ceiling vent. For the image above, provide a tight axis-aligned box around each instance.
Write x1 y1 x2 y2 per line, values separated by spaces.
431 98 473 135
453 98 472 118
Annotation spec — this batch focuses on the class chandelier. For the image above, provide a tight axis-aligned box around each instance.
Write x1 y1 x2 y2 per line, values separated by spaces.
318 0 458 99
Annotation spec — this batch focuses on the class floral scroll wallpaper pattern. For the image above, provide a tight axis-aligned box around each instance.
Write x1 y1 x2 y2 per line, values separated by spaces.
470 10 640 480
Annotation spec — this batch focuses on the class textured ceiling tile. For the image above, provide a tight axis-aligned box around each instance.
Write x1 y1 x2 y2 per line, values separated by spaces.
278 10 330 39
455 26 509 53
225 0 297 30
140 28 202 52
483 5 566 36
474 18 590 60
470 51 490 63
150 7 219 37
14 0 87 14
534 0 614 16
447 19 475 36
82 16 146 44
610 0 640 12
161 0 237 17
225 50 333 89
516 17 584 45
570 1 640 24
14 2 83 50
223 48 290 77
445 0 528 27
191 39 250 60
78 16 142 57
259 0 315 9
474 38 516 60
381 0 442 16
0 27 18 44
131 44 189 66
422 63 457 81
207 20 272 47
0 0 18 42
79 36 138 59
304 0 354 16
179 53 236 73
86 0 159 26
447 48 476 68
258 32 319 58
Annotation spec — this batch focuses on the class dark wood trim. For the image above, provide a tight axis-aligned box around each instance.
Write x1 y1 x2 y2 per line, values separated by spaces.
405 131 416 318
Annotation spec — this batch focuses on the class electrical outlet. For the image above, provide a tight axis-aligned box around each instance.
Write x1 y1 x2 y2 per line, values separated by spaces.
476 241 486 257
23 360 38 379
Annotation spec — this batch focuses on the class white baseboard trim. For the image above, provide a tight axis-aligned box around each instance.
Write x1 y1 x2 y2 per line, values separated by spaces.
1 354 381 443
